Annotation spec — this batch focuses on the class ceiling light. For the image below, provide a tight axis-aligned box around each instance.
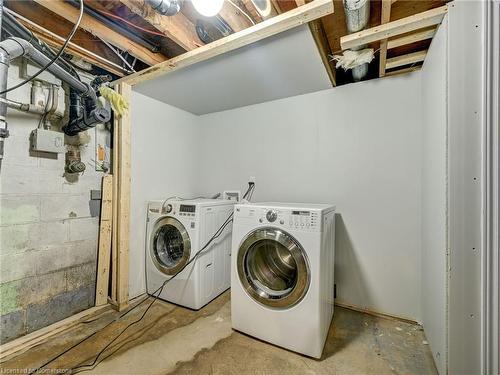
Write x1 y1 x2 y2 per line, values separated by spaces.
192 0 224 17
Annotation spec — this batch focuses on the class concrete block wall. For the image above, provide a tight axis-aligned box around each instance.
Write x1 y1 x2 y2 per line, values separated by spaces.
0 62 107 343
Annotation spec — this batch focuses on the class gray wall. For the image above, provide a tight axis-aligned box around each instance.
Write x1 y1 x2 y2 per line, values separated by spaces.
0 62 105 343
420 16 448 375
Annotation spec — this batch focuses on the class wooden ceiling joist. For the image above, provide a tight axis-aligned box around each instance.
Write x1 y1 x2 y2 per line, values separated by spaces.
386 49 427 70
387 28 437 50
117 0 202 51
385 65 421 77
32 0 167 66
113 0 334 86
378 0 392 78
340 5 447 50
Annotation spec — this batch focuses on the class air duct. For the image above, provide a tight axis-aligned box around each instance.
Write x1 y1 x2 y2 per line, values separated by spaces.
343 0 370 81
145 0 183 16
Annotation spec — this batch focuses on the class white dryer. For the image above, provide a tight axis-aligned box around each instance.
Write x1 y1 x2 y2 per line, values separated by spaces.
146 199 234 310
231 202 336 358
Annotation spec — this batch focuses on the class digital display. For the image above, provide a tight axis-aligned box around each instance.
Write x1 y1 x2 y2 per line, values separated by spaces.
292 211 310 216
180 204 196 213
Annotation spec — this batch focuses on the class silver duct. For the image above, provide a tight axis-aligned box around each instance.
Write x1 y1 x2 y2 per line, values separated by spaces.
343 0 370 81
145 0 183 16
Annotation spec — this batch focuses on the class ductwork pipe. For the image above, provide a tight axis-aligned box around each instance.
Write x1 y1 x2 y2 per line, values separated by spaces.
145 0 183 16
343 0 370 81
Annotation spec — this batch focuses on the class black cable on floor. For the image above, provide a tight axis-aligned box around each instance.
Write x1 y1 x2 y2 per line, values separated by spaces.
29 182 254 374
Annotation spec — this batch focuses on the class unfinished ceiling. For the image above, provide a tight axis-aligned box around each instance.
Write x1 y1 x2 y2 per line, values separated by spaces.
133 25 331 115
2 0 449 84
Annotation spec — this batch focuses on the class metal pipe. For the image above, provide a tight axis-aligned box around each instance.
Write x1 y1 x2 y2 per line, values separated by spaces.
145 0 183 16
0 0 9 169
66 0 161 53
0 38 90 94
343 0 370 81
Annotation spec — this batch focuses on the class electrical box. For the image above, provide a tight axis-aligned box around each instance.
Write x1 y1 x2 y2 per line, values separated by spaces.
30 129 65 154
223 191 241 202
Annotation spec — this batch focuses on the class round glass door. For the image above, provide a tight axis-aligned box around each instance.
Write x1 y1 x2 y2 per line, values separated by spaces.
237 228 310 309
150 217 191 275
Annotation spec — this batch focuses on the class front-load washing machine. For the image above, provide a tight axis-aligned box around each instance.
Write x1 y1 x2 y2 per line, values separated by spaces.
231 202 336 358
146 199 234 310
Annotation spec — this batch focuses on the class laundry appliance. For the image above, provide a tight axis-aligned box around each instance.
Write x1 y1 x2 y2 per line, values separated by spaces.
146 199 234 310
231 202 336 358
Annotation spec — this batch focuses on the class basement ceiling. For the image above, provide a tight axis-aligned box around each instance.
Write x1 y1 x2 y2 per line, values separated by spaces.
132 25 331 115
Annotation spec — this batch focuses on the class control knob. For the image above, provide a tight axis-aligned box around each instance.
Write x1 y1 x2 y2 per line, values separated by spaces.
165 204 173 213
266 210 277 222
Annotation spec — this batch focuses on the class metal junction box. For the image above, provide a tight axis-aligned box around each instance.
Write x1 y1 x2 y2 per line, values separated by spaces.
30 129 65 154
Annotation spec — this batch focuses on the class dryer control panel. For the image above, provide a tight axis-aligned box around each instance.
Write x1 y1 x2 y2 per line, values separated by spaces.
235 206 321 232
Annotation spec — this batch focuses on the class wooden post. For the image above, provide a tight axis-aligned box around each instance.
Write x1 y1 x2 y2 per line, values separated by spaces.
112 82 132 311
95 175 113 306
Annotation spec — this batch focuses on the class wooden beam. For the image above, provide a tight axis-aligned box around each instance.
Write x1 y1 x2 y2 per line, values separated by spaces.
0 305 110 360
340 5 447 50
32 0 166 66
385 65 422 77
23 24 126 77
112 83 132 311
387 28 437 49
114 0 334 86
386 49 427 70
309 19 336 86
96 175 113 306
118 0 202 50
378 0 392 78
219 1 254 31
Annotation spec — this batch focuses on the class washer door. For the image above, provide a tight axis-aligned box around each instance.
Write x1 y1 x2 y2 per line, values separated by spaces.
150 217 191 275
237 227 310 309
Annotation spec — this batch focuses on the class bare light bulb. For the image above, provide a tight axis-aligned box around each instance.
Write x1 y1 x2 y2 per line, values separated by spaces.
192 0 224 17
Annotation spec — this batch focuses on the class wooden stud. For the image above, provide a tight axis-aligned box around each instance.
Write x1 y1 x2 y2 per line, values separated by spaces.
385 50 427 70
32 0 167 66
113 0 334 86
378 0 392 78
117 0 202 51
112 83 132 311
340 5 447 50
95 175 113 306
385 65 422 77
309 19 336 86
0 305 110 360
387 28 437 49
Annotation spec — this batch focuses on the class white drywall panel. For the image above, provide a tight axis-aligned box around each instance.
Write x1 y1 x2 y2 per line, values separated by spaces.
197 74 423 321
420 16 448 375
129 91 200 298
133 25 331 115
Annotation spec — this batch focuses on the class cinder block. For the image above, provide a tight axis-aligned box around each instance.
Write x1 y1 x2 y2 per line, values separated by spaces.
0 221 69 255
68 217 99 242
40 194 92 221
0 196 40 225
35 240 97 275
1 130 38 168
0 310 26 344
0 165 65 195
62 172 103 195
26 286 93 333
18 270 67 308
0 252 37 284
66 262 97 291
0 280 22 315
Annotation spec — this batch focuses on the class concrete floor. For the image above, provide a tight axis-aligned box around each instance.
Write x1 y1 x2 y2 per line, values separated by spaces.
1 292 437 375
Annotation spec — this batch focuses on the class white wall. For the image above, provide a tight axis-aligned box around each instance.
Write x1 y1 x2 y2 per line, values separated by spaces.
420 16 448 375
197 74 423 321
129 92 200 298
